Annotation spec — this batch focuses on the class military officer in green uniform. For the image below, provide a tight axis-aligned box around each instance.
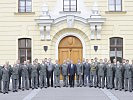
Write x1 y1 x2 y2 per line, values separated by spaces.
103 58 108 88
98 59 105 88
84 59 90 87
124 60 132 92
40 59 47 88
22 61 29 91
115 61 122 91
2 64 9 94
54 60 61 88
122 59 126 89
94 57 99 87
12 62 19 92
106 60 113 89
112 59 117 88
35 58 40 87
62 60 68 87
76 59 83 87
27 60 32 88
31 61 38 89
90 59 97 87
6 61 12 91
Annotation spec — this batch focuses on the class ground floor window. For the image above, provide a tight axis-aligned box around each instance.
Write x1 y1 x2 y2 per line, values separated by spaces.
110 37 123 63
18 38 32 63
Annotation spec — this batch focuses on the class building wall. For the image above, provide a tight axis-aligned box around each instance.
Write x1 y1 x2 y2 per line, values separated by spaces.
0 0 133 64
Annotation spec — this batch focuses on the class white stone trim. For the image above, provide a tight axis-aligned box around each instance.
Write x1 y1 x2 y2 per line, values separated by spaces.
55 32 86 60
16 36 33 63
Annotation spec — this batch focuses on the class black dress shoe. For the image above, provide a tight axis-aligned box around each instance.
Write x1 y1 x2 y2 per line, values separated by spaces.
6 92 8 94
13 91 15 92
54 86 56 88
22 89 24 91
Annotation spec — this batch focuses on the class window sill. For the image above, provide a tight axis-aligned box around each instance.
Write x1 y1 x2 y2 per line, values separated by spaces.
59 11 81 14
14 12 35 15
105 11 127 14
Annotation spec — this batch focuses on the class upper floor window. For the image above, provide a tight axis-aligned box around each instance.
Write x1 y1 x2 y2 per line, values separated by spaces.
63 0 77 12
18 0 32 12
109 0 122 11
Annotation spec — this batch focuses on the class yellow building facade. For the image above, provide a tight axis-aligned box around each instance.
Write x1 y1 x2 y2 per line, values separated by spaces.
0 0 133 64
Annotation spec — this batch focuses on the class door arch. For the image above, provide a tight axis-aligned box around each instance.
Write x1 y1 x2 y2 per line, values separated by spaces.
58 36 83 64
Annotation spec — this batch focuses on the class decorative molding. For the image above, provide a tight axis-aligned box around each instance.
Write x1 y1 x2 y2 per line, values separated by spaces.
88 0 106 40
35 0 106 41
67 15 74 28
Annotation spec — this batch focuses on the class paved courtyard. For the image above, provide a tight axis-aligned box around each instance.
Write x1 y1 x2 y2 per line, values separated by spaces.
0 84 133 100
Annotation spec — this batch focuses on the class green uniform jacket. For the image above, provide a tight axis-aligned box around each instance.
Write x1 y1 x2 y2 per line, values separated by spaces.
124 64 131 78
2 68 9 81
115 65 122 78
98 63 104 76
106 64 113 77
62 64 68 76
76 63 83 75
54 64 60 76
31 64 38 77
12 66 19 79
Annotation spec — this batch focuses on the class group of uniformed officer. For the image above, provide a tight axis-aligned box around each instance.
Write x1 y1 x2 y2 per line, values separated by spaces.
0 57 133 94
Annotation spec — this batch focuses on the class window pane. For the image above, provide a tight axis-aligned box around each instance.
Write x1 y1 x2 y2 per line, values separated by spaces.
64 5 70 11
19 0 25 6
109 5 115 11
109 0 115 5
26 0 32 6
27 39 31 48
19 0 25 12
71 5 76 11
19 7 25 12
20 49 26 57
19 39 26 48
117 38 123 45
116 0 121 5
26 0 32 12
116 5 122 11
117 47 122 51
71 0 76 5
110 38 115 45
64 0 70 5
27 49 31 57
26 6 32 12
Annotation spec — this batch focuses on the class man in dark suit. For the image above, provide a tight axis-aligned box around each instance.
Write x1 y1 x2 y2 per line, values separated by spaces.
68 60 76 88
47 58 54 87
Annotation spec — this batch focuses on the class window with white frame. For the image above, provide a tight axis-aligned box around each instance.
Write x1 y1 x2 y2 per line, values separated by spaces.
109 0 122 11
18 0 32 12
63 0 77 12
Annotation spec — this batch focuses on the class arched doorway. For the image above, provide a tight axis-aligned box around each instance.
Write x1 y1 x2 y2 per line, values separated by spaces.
58 36 83 64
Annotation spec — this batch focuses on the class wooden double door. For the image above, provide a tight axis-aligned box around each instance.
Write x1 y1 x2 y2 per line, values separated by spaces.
58 36 83 64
